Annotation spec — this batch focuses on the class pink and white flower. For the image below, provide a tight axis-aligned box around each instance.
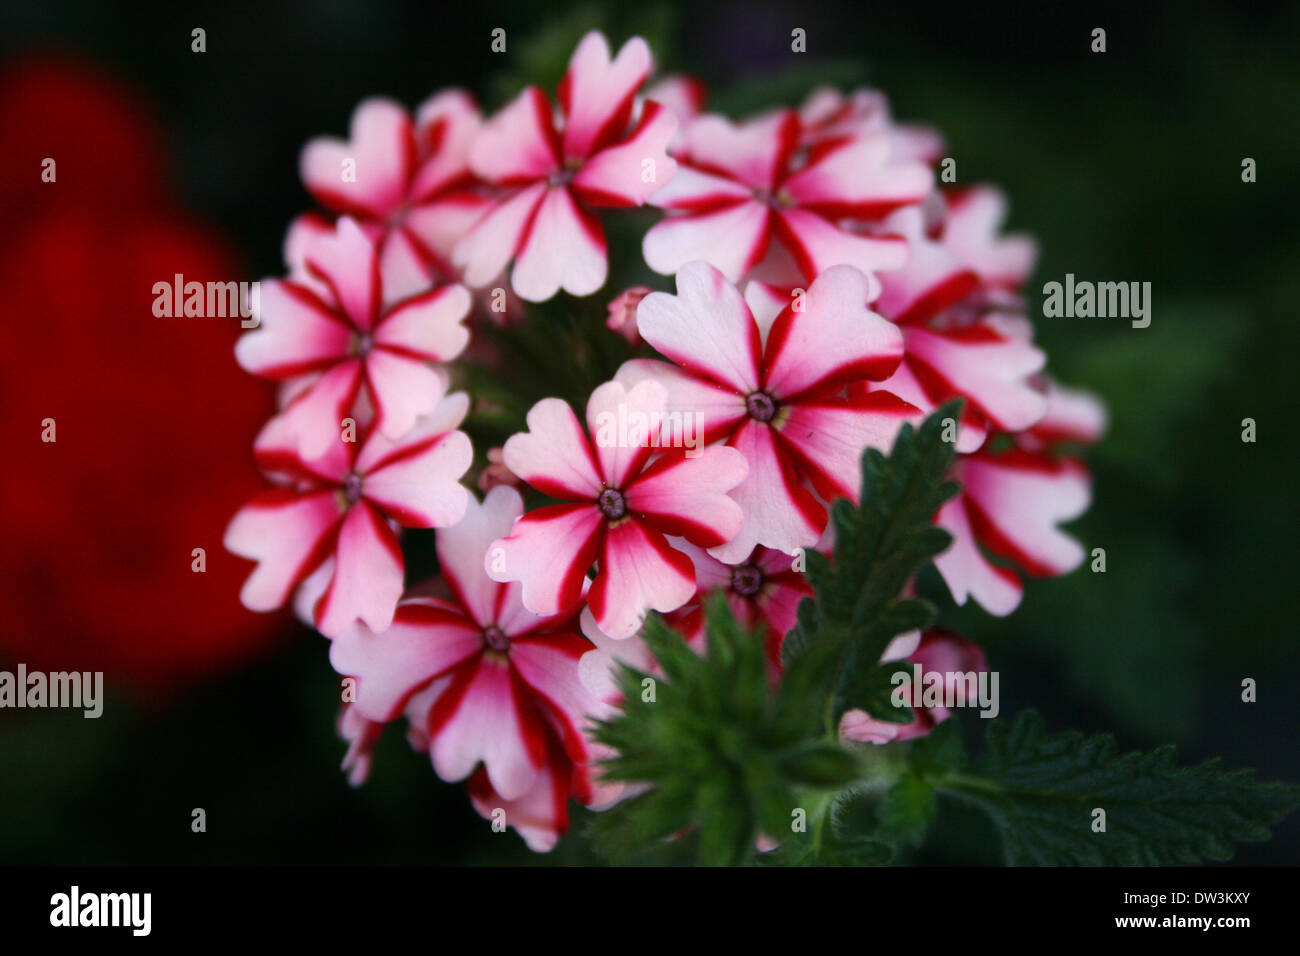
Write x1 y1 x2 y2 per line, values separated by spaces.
641 74 705 154
864 207 1048 452
605 285 651 345
476 445 523 494
840 630 988 744
664 541 814 674
466 735 594 852
938 186 1038 290
338 702 385 787
328 486 602 809
1019 377 1108 451
452 31 678 301
641 105 932 285
224 393 473 637
934 449 1091 617
237 216 471 459
485 378 748 639
798 85 945 166
295 91 490 297
617 260 916 562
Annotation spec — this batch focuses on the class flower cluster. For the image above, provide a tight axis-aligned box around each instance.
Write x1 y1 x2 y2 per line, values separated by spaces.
226 31 1103 852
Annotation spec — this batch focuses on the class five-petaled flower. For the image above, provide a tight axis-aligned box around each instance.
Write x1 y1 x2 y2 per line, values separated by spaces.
485 378 748 639
225 393 473 637
641 106 932 285
294 90 490 295
452 31 678 301
237 216 472 460
329 486 602 846
617 260 916 561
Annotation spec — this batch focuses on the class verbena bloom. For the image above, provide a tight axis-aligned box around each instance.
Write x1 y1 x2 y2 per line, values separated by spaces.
225 393 473 637
338 703 385 787
865 205 1047 452
237 216 471 460
930 375 1103 616
485 379 748 639
605 285 651 344
452 31 678 301
641 74 705 154
641 106 932 285
296 90 490 295
465 735 593 852
934 449 1091 616
665 541 813 674
617 260 915 562
328 486 602 812
935 185 1038 290
1018 377 1108 451
797 85 945 165
476 445 522 493
840 630 988 744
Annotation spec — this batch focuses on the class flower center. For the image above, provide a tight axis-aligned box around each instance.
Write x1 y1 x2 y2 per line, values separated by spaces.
730 563 764 597
597 487 627 521
351 331 374 358
482 625 511 652
547 158 583 188
752 186 795 209
343 472 364 504
746 390 777 422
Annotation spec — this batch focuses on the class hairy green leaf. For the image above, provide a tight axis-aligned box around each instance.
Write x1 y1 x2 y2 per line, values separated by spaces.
936 710 1300 865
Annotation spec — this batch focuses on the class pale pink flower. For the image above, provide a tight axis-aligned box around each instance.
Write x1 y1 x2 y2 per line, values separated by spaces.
1018 377 1108 451
798 85 944 165
929 378 1104 615
476 446 523 493
934 449 1091 617
617 261 915 562
338 703 385 787
485 379 748 639
840 630 988 744
452 31 678 301
641 106 932 285
664 541 813 675
939 185 1038 290
641 74 705 154
328 486 602 807
224 394 473 637
863 206 1048 452
466 735 593 852
605 285 651 345
296 91 490 297
237 216 471 460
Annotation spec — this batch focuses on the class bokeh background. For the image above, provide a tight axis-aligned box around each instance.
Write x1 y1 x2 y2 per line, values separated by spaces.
1 0 1297 864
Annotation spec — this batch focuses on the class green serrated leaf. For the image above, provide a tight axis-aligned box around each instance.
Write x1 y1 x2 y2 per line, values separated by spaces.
781 403 962 729
838 660 915 725
588 596 839 865
935 710 1300 865
879 774 936 846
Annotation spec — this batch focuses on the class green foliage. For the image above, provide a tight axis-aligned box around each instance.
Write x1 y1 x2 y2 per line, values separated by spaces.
587 406 1300 867
894 711 1300 866
588 596 859 866
781 401 961 730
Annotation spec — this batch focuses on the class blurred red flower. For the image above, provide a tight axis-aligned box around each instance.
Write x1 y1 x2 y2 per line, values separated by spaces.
0 56 287 691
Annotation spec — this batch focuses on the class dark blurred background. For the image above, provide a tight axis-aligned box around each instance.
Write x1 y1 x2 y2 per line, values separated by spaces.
1 0 1297 865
